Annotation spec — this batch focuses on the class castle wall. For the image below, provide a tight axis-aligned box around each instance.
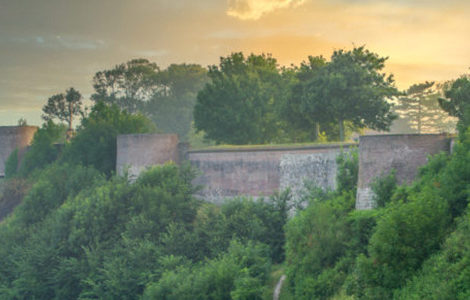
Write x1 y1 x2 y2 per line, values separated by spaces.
116 134 179 179
0 126 38 177
188 144 355 204
356 134 451 210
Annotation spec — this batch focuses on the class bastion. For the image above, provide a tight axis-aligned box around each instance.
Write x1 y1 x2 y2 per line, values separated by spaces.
356 134 452 210
0 126 38 177
116 134 180 179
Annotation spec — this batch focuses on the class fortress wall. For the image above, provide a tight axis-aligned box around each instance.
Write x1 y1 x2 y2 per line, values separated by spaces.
188 144 355 204
0 126 38 177
116 134 179 179
356 134 451 210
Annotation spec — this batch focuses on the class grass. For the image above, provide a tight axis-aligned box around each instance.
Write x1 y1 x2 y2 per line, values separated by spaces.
190 140 357 152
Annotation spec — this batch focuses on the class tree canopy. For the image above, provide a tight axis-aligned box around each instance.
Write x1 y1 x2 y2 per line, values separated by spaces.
91 59 207 140
439 76 470 130
194 52 286 144
395 81 457 133
292 47 399 141
91 58 160 113
42 87 84 137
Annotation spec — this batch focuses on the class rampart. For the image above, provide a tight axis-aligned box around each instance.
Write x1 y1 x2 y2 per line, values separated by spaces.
188 144 355 204
356 134 452 209
0 126 38 177
116 133 452 209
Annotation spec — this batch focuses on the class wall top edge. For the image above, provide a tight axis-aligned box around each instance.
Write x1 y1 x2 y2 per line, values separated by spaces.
359 133 453 140
117 133 178 138
0 126 38 130
188 143 357 154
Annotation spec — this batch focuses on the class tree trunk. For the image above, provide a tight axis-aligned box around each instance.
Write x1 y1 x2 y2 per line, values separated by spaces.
67 102 73 141
339 119 345 142
313 122 320 141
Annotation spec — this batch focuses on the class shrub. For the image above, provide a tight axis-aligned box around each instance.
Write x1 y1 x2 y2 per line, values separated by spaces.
371 169 397 208
4 149 18 179
349 186 450 298
18 121 67 178
336 149 359 194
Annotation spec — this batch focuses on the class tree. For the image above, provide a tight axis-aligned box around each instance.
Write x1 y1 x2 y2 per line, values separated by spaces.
297 47 399 141
396 81 457 133
194 52 285 144
145 64 208 140
282 56 327 141
91 58 160 113
92 60 208 140
42 87 84 139
438 76 470 130
60 102 156 176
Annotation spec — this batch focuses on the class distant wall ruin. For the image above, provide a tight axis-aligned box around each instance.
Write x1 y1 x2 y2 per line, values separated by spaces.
0 126 38 177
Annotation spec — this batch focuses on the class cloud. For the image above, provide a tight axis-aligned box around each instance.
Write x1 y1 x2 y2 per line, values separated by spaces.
227 0 307 20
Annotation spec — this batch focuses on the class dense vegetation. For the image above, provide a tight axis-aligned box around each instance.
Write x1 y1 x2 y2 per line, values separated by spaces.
1 51 470 299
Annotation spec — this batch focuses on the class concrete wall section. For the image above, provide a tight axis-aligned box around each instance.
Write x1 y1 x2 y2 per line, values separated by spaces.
356 134 451 210
188 144 355 204
116 134 179 179
0 126 38 177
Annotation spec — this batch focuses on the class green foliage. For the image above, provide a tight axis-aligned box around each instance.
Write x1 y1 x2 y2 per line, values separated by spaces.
18 121 67 177
439 76 470 130
60 102 156 176
194 52 287 144
289 46 399 141
285 191 356 299
92 59 208 140
371 169 397 208
396 81 456 134
349 187 450 298
143 240 271 300
394 210 470 300
336 149 359 194
4 149 18 179
91 58 160 113
146 64 208 140
42 87 84 131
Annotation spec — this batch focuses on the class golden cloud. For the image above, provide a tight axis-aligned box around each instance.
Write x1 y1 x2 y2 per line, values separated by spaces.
227 0 307 20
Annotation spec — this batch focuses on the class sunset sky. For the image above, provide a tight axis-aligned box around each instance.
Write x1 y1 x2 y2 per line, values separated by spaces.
1 0 469 125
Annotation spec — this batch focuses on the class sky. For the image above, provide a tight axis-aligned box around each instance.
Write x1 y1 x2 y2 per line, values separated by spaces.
0 0 469 126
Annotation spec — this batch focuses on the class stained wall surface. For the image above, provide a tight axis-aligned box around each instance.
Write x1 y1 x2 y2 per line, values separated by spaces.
188 144 355 204
0 126 38 177
116 134 179 179
356 134 451 210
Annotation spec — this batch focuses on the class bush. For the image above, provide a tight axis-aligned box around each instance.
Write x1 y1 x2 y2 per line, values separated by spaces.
4 149 18 179
18 121 67 178
336 149 359 194
285 192 355 299
143 240 271 300
371 169 397 208
349 186 450 298
394 209 470 300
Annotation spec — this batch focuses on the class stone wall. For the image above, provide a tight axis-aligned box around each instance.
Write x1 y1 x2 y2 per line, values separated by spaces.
0 126 38 177
188 144 355 204
116 134 180 179
356 134 451 210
